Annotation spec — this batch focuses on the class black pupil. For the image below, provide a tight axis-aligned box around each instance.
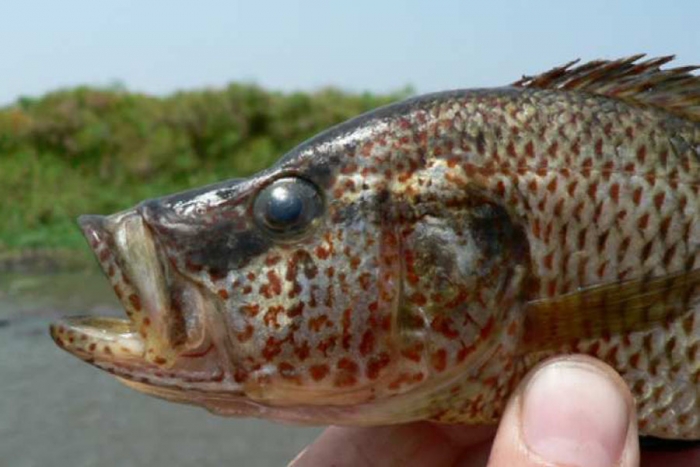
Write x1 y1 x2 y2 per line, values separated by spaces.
266 185 304 226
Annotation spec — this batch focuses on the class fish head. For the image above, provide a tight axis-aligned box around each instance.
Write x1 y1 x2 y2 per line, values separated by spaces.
51 96 533 424
50 110 435 423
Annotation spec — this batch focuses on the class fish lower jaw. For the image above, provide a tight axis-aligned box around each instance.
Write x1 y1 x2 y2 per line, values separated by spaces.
50 316 145 363
50 316 235 393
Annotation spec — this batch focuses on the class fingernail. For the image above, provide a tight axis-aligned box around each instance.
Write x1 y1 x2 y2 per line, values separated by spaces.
521 361 631 467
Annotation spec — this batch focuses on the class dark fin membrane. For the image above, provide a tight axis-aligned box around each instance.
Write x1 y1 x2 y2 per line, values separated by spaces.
522 268 700 353
640 436 700 451
514 55 700 122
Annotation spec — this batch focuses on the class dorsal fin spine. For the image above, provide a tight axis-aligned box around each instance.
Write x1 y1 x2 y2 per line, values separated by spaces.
514 55 700 123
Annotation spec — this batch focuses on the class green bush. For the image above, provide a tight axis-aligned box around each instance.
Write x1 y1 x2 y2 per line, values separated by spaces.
0 84 410 252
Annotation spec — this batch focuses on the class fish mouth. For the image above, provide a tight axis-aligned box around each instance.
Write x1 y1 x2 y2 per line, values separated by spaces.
50 210 221 388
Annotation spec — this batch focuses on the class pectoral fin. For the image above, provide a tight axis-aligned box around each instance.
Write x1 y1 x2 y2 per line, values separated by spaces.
522 268 700 353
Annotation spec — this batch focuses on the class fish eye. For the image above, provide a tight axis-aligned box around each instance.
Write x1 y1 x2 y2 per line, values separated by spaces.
253 177 324 239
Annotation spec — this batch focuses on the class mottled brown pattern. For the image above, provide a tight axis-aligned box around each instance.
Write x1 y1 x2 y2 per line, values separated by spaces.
52 56 700 439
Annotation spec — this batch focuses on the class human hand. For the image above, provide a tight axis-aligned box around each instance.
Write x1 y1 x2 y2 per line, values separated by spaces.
289 355 700 466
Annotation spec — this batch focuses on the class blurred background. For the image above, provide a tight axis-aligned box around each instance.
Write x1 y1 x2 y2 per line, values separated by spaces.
1 1 699 465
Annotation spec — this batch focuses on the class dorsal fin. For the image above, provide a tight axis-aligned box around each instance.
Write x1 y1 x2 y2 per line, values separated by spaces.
513 55 700 122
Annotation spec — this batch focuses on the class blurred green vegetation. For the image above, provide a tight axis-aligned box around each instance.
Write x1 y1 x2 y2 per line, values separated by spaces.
0 84 409 257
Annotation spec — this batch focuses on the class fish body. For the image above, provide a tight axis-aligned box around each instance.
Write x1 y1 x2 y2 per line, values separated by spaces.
51 56 700 439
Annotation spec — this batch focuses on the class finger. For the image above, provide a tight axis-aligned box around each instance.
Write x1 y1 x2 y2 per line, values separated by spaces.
487 355 640 467
289 422 493 467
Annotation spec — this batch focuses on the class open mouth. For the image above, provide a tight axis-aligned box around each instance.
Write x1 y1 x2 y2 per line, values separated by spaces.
49 210 217 387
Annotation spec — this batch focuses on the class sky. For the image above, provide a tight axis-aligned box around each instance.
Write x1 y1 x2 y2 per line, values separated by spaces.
1 0 699 105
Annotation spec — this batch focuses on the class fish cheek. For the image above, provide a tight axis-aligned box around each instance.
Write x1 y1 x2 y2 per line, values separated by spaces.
217 192 404 403
397 199 531 378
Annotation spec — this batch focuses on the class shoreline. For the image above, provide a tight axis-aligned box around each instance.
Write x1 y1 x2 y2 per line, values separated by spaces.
0 248 93 274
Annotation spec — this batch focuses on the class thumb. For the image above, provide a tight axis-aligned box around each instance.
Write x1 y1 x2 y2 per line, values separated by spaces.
487 355 639 467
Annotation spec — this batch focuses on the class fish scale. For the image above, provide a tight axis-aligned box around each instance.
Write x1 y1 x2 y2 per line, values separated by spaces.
52 55 700 440
351 83 697 430
387 87 700 437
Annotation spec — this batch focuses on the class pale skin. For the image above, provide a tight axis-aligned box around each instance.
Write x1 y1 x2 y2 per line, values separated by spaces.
290 356 700 467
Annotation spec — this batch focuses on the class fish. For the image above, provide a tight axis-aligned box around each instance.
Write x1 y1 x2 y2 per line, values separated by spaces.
51 55 700 440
